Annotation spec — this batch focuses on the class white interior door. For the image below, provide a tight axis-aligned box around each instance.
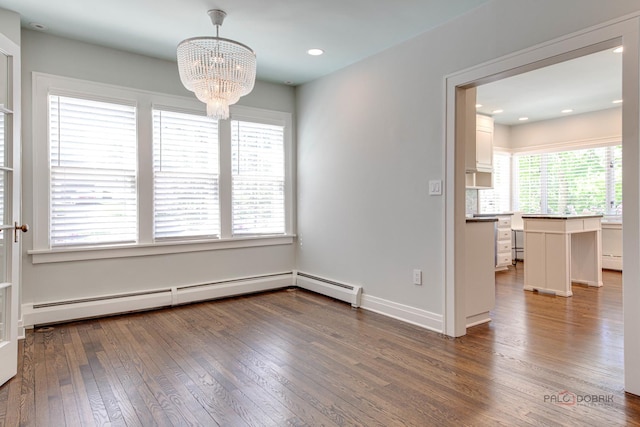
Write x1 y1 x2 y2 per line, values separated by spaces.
0 31 23 387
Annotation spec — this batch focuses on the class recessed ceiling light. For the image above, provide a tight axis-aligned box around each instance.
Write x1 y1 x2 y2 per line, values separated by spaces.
492 109 503 114
475 104 482 108
561 109 573 113
518 117 529 121
283 80 294 85
613 99 623 104
29 22 47 31
613 46 623 53
307 48 324 56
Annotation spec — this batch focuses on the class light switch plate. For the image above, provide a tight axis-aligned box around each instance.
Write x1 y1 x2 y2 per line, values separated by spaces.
429 180 442 196
413 269 422 285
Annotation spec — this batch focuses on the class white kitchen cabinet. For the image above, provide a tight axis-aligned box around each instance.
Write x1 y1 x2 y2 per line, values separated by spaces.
465 219 496 327
495 215 512 270
474 114 494 172
601 222 622 271
465 114 494 188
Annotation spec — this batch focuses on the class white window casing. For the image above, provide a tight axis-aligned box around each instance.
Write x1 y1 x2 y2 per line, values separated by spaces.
30 73 294 263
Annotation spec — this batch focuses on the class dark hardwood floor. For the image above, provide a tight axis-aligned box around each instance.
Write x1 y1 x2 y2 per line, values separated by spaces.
1 266 640 426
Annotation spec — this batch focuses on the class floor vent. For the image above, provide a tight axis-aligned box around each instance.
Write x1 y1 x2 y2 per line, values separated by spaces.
295 272 362 307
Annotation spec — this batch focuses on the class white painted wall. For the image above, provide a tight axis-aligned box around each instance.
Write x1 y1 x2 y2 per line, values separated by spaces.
509 107 621 150
20 30 297 306
296 1 639 318
0 8 20 45
492 108 621 151
493 124 511 149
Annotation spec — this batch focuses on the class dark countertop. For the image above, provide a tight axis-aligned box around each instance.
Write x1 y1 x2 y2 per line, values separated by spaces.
521 214 603 220
466 217 498 223
473 213 513 217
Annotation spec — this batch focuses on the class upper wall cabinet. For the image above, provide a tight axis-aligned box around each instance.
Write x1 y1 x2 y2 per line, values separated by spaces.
474 114 494 173
465 113 494 189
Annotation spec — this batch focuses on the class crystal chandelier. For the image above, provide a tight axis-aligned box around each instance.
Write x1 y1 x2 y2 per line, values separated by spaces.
177 9 256 120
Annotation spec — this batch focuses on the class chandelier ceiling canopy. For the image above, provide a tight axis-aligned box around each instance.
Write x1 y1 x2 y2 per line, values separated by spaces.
177 9 256 120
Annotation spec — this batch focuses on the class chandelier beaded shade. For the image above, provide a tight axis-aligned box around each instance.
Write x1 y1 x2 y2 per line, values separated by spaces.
177 9 256 120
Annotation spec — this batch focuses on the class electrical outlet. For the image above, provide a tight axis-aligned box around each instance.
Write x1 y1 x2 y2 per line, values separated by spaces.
413 269 422 285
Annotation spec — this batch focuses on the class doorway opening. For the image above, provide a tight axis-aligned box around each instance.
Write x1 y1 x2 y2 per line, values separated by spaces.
444 17 640 394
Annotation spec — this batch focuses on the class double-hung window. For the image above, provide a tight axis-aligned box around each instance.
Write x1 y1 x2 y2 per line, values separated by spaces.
31 74 293 262
478 151 511 213
153 109 220 240
478 144 622 220
49 95 137 246
514 144 622 218
231 120 285 235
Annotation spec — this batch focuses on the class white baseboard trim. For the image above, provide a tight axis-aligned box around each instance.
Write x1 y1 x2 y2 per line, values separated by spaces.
17 318 26 339
466 312 491 328
360 294 443 333
602 255 622 271
22 273 293 328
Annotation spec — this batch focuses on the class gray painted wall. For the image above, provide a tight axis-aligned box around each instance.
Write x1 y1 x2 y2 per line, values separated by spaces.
295 0 640 313
20 29 297 305
0 8 20 45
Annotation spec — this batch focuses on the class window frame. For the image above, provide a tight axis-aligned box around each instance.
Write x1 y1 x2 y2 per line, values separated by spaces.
513 144 622 219
30 73 294 264
481 136 622 221
152 107 221 241
48 94 139 247
230 116 288 236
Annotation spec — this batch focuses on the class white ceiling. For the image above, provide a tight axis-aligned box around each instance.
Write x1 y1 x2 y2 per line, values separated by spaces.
476 47 622 126
0 0 490 85
0 0 622 124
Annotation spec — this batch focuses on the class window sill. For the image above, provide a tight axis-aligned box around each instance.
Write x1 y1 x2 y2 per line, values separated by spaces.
28 234 296 264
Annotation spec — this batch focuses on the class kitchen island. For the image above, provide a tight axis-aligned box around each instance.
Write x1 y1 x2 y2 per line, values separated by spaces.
522 214 603 297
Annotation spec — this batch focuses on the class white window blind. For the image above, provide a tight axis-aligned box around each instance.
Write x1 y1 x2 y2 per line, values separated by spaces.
153 109 220 239
515 145 621 217
49 95 137 247
231 120 285 235
479 151 511 213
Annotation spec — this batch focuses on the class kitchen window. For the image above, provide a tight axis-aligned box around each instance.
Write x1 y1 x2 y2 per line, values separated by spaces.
30 73 293 263
478 151 511 214
478 144 622 221
514 145 621 219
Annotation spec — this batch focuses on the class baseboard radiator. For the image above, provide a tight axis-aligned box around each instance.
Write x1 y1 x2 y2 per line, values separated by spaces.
23 272 294 328
295 272 362 308
22 271 364 327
